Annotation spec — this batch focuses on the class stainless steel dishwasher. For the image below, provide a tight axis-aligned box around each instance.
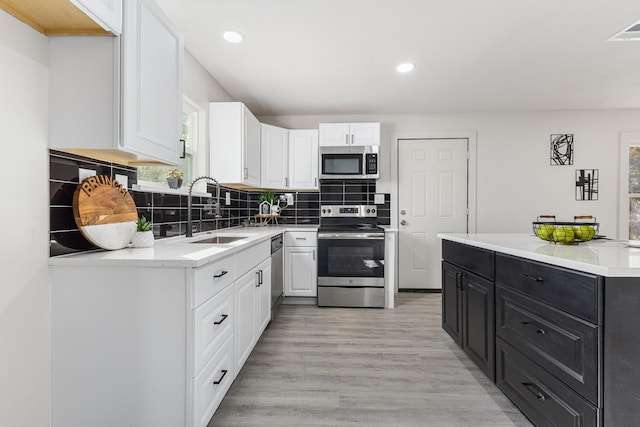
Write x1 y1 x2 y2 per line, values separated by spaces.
270 234 284 319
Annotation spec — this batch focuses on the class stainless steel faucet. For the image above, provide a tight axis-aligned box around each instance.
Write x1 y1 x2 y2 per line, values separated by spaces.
186 176 220 237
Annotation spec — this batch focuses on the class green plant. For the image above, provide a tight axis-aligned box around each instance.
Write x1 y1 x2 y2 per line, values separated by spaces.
136 216 152 232
260 191 276 204
166 168 184 179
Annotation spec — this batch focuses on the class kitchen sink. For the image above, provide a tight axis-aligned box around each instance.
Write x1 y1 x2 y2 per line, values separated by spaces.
190 235 248 244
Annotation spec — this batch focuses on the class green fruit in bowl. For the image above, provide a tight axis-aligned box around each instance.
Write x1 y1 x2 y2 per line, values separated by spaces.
574 225 596 241
536 224 555 241
552 226 575 243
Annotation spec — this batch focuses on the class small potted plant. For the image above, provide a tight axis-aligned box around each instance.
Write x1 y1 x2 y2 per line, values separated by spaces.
132 216 154 248
259 192 276 214
166 168 184 189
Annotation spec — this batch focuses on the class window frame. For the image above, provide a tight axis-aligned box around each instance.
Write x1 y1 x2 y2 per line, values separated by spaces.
619 132 640 240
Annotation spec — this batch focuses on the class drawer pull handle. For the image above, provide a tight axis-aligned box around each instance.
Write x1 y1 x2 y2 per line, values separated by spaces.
296 237 307 240
213 314 228 325
522 321 547 335
213 369 228 385
522 382 547 401
520 273 544 283
214 270 229 279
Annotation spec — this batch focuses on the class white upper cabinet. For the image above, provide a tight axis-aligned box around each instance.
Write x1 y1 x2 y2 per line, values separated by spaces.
48 0 184 166
288 129 319 190
210 102 261 187
71 0 123 34
121 0 183 165
261 124 289 189
319 122 380 147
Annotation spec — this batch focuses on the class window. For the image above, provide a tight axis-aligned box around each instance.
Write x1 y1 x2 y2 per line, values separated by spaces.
137 96 203 187
619 132 640 240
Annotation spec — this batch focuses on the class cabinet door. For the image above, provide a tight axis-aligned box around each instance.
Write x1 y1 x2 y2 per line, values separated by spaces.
442 261 462 345
289 129 319 189
243 106 261 187
350 122 380 146
284 246 317 297
121 0 184 165
261 124 288 189
234 269 257 373
256 258 272 336
319 123 350 147
462 270 495 380
71 0 122 34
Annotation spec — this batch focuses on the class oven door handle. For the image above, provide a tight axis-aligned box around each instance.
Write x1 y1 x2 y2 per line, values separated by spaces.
317 233 385 240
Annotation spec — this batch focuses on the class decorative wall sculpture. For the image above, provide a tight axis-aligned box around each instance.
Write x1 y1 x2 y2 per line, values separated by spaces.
576 169 598 201
550 134 574 165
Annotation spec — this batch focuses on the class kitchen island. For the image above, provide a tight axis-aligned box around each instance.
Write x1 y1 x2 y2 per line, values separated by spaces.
438 233 640 427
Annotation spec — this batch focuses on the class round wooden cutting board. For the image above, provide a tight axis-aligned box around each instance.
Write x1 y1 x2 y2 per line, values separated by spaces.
73 175 138 250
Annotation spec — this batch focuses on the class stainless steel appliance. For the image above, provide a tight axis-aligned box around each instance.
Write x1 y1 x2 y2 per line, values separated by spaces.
271 234 284 318
319 145 379 180
317 205 385 308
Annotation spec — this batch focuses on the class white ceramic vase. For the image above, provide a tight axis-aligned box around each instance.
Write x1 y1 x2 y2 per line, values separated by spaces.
132 231 154 248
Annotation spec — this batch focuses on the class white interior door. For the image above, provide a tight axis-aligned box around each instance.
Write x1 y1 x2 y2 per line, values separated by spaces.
398 138 468 289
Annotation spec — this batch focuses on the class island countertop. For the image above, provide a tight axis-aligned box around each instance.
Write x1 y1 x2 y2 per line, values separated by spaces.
437 233 640 277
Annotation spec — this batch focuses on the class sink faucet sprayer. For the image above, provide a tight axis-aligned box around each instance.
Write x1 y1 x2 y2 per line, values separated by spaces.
186 176 220 238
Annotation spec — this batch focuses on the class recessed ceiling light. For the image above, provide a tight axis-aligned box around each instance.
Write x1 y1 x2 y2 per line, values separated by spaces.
223 31 243 43
396 63 415 73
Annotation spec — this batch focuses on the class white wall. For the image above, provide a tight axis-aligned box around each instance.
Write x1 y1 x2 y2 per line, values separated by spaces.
183 50 233 178
0 10 51 427
260 111 640 238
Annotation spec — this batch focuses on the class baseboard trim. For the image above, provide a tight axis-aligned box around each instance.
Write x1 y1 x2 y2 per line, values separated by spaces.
398 288 442 293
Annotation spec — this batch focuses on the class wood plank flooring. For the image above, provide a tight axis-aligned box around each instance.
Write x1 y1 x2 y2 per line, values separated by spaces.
209 292 532 427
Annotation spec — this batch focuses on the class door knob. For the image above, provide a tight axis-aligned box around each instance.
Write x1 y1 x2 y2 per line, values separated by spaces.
401 220 408 225
400 210 406 215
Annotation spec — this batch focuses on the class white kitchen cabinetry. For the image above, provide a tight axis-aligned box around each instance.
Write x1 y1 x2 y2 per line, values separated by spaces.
50 239 275 427
210 102 261 187
319 122 380 147
49 0 184 165
288 129 319 190
284 231 318 297
234 240 271 372
261 124 289 189
71 0 123 34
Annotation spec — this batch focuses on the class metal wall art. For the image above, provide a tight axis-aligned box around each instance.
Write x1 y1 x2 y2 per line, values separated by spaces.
550 134 574 165
576 169 598 201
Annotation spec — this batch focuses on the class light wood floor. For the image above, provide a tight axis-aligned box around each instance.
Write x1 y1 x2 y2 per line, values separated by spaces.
209 292 533 427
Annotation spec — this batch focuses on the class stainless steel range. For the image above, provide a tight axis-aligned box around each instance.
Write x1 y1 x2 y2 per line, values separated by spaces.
317 205 385 308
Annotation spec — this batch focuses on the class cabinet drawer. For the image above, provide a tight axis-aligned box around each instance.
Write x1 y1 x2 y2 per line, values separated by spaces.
193 284 234 376
496 253 602 324
496 338 599 427
194 254 235 308
496 285 600 405
235 239 270 278
442 240 495 280
192 335 234 427
285 231 317 247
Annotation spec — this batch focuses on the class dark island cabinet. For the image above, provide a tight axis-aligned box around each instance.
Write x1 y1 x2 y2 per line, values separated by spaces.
442 238 640 426
442 240 495 380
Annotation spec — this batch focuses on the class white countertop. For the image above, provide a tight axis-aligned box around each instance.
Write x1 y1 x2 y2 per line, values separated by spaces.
438 233 640 277
50 225 318 268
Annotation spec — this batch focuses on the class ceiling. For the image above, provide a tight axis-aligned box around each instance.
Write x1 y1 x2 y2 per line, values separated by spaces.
155 0 640 116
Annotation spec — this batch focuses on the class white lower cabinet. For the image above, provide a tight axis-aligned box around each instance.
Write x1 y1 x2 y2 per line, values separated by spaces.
192 335 234 427
284 231 318 297
234 243 271 373
50 238 274 427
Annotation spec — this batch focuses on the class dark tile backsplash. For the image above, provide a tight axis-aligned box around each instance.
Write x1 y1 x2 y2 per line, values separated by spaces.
49 150 323 256
49 152 391 256
319 179 390 225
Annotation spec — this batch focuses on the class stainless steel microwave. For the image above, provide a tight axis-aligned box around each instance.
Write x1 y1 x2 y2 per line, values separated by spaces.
319 145 379 179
